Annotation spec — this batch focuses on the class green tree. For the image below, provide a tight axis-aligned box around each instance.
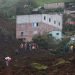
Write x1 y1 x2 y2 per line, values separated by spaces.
16 0 38 15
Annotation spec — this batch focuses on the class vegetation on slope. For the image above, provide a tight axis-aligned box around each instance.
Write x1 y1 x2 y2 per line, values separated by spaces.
0 0 38 19
35 0 75 6
0 0 20 19
0 0 75 19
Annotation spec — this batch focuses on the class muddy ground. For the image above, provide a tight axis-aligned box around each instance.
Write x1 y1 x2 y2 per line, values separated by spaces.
0 49 75 75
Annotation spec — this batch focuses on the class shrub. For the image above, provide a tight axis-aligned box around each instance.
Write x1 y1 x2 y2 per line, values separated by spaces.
32 34 58 49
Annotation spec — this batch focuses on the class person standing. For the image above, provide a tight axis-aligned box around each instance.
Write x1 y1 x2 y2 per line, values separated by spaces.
69 45 74 53
5 56 12 75
5 56 11 67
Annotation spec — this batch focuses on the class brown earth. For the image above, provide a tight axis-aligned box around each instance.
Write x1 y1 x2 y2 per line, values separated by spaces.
0 49 75 75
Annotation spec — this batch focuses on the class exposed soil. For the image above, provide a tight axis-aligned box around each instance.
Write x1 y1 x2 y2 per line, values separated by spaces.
0 49 75 75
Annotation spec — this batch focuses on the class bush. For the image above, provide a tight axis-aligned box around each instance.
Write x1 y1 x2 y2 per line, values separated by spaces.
32 34 58 49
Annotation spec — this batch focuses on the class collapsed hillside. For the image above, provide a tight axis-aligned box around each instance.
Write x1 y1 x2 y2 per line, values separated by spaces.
0 49 75 75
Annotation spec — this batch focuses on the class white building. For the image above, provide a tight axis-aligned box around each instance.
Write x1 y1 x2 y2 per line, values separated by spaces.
16 14 63 41
49 31 62 40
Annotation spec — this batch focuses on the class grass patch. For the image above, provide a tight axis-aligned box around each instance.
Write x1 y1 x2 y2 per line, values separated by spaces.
53 58 70 66
31 63 48 70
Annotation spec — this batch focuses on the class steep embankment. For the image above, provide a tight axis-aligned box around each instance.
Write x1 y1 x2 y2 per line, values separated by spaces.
0 17 15 35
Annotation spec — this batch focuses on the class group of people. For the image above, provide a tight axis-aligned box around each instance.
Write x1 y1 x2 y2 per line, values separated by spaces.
20 42 38 50
15 42 38 54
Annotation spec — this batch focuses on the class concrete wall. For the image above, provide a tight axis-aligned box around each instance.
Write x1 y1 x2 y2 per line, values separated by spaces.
44 2 65 9
16 15 42 24
16 22 60 41
16 14 63 30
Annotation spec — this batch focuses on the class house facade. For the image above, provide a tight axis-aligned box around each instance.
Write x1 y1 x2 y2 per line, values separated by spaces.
16 14 63 41
44 2 65 9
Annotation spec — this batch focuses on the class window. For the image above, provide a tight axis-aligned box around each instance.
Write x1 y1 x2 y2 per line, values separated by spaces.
56 33 59 35
36 23 38 26
49 34 52 36
54 21 56 24
49 18 51 22
32 22 38 27
44 16 46 20
21 32 24 36
59 22 60 26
